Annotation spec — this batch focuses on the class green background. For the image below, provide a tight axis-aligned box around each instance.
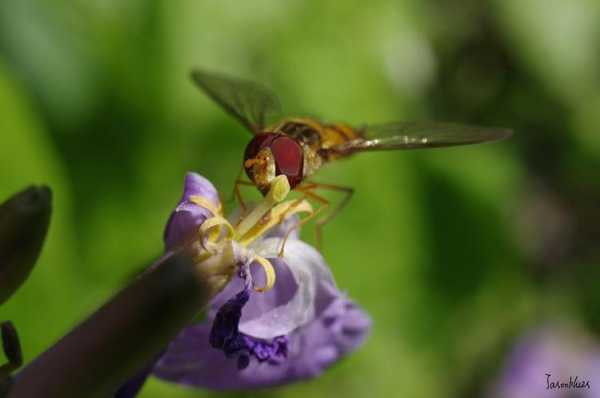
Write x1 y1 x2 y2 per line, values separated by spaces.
1 1 600 397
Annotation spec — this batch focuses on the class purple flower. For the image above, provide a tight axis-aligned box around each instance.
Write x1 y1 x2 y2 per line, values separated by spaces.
488 326 600 398
163 173 221 250
119 172 370 394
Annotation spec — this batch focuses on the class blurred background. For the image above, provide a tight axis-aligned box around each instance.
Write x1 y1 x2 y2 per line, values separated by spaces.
1 0 600 397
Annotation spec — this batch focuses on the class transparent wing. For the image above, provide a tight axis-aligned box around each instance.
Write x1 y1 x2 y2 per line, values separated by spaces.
330 121 512 155
190 69 281 134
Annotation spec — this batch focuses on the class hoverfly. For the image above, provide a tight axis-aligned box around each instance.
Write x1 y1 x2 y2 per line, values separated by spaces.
191 69 512 243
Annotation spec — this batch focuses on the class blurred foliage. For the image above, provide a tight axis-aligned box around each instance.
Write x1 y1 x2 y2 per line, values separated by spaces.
0 1 599 397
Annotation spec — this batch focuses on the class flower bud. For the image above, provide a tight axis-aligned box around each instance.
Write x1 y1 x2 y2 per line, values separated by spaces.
0 186 51 305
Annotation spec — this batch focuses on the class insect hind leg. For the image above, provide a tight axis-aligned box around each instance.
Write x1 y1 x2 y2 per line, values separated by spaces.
277 191 329 256
296 182 354 250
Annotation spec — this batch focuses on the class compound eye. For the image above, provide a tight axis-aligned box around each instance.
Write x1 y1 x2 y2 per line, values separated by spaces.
244 133 277 161
270 136 303 186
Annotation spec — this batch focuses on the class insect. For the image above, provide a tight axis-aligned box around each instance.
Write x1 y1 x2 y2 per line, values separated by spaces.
190 69 512 244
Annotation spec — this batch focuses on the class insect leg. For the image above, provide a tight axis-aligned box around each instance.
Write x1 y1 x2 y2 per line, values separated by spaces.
226 168 248 207
280 187 332 252
276 190 329 256
231 175 255 215
233 180 249 214
301 182 354 248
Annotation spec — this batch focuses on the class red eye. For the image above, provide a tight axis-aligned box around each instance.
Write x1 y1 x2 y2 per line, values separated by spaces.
244 133 278 161
271 136 304 188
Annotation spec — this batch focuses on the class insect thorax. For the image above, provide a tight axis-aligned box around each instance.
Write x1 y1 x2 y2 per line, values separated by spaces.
275 119 323 148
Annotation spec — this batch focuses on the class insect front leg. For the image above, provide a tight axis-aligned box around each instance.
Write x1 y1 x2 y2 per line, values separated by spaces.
227 167 255 216
225 167 253 214
233 179 254 215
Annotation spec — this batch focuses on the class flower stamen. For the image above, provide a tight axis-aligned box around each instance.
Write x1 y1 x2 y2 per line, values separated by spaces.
235 175 290 238
251 256 276 292
199 216 235 245
188 175 311 294
237 199 312 246
189 195 222 216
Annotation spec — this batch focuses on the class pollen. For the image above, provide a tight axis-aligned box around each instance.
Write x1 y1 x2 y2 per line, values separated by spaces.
244 156 266 169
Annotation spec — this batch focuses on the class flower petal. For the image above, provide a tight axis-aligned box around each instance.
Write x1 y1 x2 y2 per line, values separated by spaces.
207 238 335 340
164 172 221 250
489 327 600 398
153 287 370 390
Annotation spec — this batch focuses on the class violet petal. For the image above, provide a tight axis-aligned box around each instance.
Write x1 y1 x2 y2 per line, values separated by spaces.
153 253 370 389
164 172 220 250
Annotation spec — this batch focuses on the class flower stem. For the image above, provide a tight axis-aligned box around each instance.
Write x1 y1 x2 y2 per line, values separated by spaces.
7 251 213 398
